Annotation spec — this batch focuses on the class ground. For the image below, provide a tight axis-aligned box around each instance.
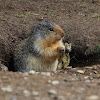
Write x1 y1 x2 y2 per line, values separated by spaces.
0 66 100 100
0 0 100 100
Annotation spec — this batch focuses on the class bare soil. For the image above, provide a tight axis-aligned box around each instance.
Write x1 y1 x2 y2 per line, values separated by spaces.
0 0 100 100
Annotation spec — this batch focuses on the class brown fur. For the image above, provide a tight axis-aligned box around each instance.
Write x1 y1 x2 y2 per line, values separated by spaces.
35 38 64 61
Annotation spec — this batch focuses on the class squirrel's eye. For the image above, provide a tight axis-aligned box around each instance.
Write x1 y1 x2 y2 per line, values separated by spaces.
49 28 54 31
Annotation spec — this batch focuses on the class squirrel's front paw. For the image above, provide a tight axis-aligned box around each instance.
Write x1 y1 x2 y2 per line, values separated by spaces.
58 46 65 53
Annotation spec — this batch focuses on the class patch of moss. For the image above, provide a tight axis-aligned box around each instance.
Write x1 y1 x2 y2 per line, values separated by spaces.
16 14 27 18
80 4 88 8
92 14 100 18
52 14 56 17
45 8 54 12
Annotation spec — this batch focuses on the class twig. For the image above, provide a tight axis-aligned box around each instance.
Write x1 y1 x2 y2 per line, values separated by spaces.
96 2 100 6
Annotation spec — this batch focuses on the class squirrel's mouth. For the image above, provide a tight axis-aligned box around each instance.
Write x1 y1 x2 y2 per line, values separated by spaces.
56 36 64 41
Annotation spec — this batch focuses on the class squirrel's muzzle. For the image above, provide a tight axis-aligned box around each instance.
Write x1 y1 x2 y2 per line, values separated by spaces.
54 24 65 39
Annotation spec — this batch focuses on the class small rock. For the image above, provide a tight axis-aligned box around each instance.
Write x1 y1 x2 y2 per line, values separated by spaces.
10 96 17 100
17 87 23 90
84 76 89 79
32 91 39 96
77 70 85 74
66 66 72 69
85 80 91 83
86 95 99 100
41 72 51 76
48 80 52 84
90 77 93 80
94 71 98 74
37 16 44 21
52 80 60 85
61 81 66 85
29 70 37 74
33 97 40 100
92 66 97 70
48 89 57 95
51 95 58 99
33 13 40 16
24 77 28 80
72 74 76 76
85 67 93 69
90 73 92 75
63 79 67 82
78 88 85 93
23 90 30 97
23 72 29 76
71 78 78 81
18 72 23 74
1 86 13 92
58 96 65 100
0 63 8 71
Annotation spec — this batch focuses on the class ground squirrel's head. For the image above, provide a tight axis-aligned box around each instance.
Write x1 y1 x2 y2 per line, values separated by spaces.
33 20 65 44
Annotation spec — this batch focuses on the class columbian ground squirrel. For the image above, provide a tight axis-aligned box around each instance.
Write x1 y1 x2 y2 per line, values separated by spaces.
14 20 65 72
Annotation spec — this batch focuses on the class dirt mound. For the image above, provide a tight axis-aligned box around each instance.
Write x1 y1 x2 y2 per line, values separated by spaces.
0 35 10 64
0 65 100 100
0 0 100 68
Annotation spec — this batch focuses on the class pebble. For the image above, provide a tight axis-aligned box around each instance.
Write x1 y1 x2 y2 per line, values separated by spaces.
32 91 39 96
33 13 40 16
86 95 99 100
90 73 92 75
29 70 37 74
41 72 51 76
77 87 85 93
71 78 79 81
51 95 58 99
48 89 57 95
72 74 76 76
77 70 84 74
1 86 13 92
48 80 52 84
24 77 28 80
92 66 97 70
17 87 23 90
0 64 8 71
85 80 91 83
85 67 93 69
37 16 44 21
24 72 29 76
58 96 65 100
66 66 72 69
52 80 60 85
60 81 66 85
23 90 30 97
10 96 17 100
94 71 98 74
84 76 89 79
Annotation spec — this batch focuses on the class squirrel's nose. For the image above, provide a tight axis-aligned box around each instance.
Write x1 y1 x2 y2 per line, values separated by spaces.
54 24 65 38
61 32 65 37
60 32 65 39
